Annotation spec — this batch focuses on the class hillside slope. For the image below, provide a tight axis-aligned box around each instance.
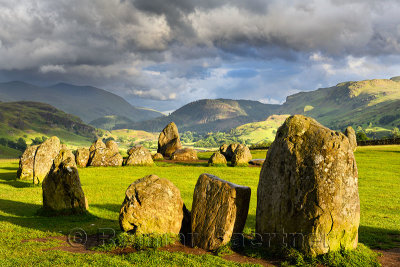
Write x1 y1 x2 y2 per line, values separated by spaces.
131 99 280 133
278 78 400 130
0 82 163 123
0 101 98 146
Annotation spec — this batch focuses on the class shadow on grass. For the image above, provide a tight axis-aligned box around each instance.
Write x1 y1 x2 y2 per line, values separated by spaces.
0 166 19 171
359 225 400 250
90 204 121 213
0 171 18 181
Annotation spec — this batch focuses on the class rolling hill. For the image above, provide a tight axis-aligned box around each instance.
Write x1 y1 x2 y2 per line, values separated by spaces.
89 115 134 131
130 99 280 133
0 101 98 147
0 81 163 123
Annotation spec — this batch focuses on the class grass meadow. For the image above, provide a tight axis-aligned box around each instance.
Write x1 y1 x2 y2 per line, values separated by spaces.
0 146 399 266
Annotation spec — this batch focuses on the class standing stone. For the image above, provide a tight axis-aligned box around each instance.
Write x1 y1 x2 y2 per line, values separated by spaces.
75 148 90 167
152 153 164 161
225 143 240 161
231 145 252 166
42 149 88 214
208 152 227 166
256 115 360 256
119 175 184 235
89 148 123 167
125 146 154 166
106 140 119 153
171 148 198 161
344 126 357 151
33 136 61 184
89 138 106 152
191 174 251 250
157 122 182 157
219 144 228 155
16 145 39 180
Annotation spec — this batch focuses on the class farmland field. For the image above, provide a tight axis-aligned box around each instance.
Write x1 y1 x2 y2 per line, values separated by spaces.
0 146 399 266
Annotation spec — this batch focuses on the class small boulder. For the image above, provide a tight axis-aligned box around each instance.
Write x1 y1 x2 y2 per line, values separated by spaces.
125 146 154 166
231 145 252 166
208 152 227 166
344 126 357 151
171 148 198 161
191 174 251 250
119 175 184 234
42 149 88 214
249 159 265 166
16 145 39 180
157 122 182 157
106 140 119 153
256 115 360 256
75 148 90 167
225 143 240 161
152 153 164 161
33 136 61 184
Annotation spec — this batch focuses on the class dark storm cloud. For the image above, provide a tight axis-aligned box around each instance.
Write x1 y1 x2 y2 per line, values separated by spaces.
1 0 400 110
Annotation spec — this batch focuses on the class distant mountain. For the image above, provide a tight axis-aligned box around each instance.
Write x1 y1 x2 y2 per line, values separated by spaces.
130 99 280 133
0 101 98 145
89 115 134 131
0 81 163 123
278 78 400 130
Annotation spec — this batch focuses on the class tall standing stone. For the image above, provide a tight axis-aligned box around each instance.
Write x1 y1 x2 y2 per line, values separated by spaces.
75 148 90 167
106 140 119 153
33 136 61 184
256 115 360 256
157 122 182 157
119 175 184 234
16 145 39 180
191 174 251 250
344 126 357 151
42 148 88 214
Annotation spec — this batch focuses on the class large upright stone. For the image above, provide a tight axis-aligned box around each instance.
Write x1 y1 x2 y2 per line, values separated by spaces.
42 149 88 214
231 145 252 166
171 148 198 161
191 174 251 250
16 145 39 180
256 115 360 256
344 126 357 151
157 122 182 157
106 140 119 153
75 148 90 167
119 175 184 234
33 136 61 184
89 138 106 152
125 146 154 166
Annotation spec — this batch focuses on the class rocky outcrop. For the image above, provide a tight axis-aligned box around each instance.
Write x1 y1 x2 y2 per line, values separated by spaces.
33 136 62 184
157 122 182 157
16 145 39 180
171 148 198 161
256 115 360 256
75 148 90 167
125 146 154 166
231 145 252 166
119 175 184 234
191 174 251 250
344 126 357 151
42 148 88 214
208 152 227 166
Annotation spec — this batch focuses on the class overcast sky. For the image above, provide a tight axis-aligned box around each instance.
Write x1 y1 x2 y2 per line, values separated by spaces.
1 0 400 111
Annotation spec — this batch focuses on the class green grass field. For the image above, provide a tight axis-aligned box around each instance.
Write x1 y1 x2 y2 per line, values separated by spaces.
0 146 399 266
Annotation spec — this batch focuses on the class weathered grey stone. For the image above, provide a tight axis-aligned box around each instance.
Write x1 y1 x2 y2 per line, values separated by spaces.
157 122 182 157
119 175 184 235
171 148 198 161
16 145 39 180
75 148 90 167
152 153 164 161
249 159 265 166
125 146 154 166
256 115 360 256
106 140 119 153
191 173 251 250
33 136 61 184
225 143 240 161
231 145 252 166
89 138 106 152
344 126 357 151
89 147 123 167
42 149 88 214
208 152 227 166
